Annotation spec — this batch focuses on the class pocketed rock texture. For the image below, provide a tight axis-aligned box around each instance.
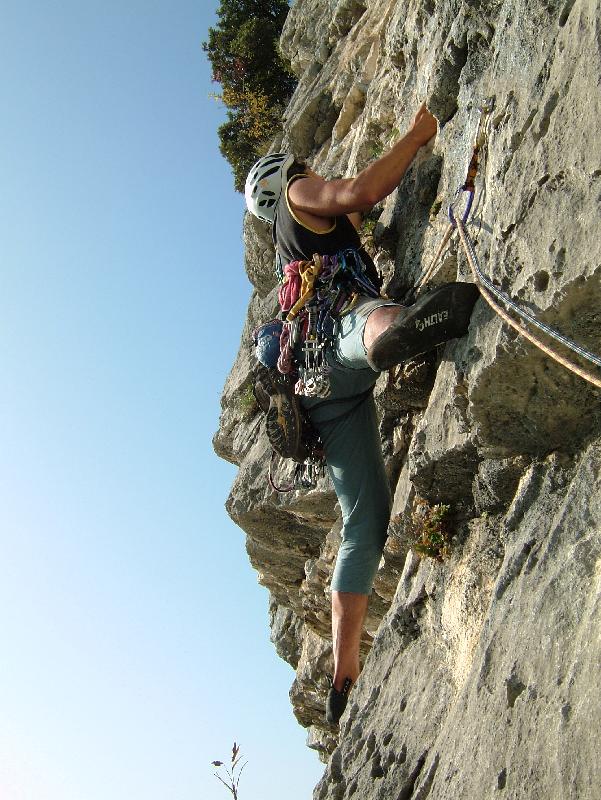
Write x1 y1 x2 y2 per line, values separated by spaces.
213 0 601 797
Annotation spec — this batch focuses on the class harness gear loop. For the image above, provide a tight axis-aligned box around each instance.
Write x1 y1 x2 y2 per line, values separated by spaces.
276 249 381 398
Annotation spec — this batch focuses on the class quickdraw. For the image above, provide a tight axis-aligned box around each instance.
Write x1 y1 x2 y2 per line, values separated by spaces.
416 99 494 289
448 97 495 227
269 451 327 493
295 298 331 397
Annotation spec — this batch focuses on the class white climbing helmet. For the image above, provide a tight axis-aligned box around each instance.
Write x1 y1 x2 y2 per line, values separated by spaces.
245 152 295 224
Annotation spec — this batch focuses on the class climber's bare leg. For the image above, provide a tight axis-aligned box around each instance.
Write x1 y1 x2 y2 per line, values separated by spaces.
363 306 403 351
332 591 369 690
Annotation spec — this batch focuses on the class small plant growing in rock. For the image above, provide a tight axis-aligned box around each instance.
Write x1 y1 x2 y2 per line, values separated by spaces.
361 215 377 240
212 742 247 799
369 141 384 159
360 204 383 255
429 196 443 221
369 128 400 161
238 382 258 417
411 497 451 560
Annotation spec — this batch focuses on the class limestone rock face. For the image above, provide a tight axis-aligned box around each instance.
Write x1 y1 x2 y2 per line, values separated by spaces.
314 446 601 800
214 0 601 795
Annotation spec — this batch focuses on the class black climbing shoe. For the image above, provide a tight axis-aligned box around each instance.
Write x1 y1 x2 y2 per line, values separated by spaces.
366 282 480 370
326 677 352 726
253 366 308 462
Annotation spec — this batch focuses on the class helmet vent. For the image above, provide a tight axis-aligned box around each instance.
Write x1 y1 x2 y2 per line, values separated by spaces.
260 165 281 181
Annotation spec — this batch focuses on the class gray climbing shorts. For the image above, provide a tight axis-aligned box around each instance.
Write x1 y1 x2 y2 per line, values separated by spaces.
302 296 399 595
334 297 399 369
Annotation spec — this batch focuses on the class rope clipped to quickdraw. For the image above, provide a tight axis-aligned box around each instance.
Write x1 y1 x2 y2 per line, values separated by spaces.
416 98 601 389
416 98 495 290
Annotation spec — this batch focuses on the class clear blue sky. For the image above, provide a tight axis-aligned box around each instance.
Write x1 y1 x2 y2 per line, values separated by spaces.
0 2 324 798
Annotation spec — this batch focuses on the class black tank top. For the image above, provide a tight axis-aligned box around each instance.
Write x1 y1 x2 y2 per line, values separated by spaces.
272 176 381 289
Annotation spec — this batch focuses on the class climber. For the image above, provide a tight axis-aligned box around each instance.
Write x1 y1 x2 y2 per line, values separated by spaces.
244 103 479 726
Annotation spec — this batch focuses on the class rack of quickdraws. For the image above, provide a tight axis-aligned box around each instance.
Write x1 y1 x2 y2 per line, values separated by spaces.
277 249 381 400
291 455 325 491
265 248 382 492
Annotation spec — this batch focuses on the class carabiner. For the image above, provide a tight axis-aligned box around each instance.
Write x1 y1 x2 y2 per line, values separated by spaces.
448 188 474 227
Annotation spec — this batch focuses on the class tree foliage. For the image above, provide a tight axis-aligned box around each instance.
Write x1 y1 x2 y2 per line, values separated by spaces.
203 0 296 191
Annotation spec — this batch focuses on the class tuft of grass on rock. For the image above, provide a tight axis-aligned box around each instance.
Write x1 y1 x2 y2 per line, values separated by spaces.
429 196 443 221
360 204 384 255
410 497 452 561
238 382 258 417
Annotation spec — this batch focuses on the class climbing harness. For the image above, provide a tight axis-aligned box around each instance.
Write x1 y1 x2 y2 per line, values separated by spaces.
277 249 380 399
255 248 381 493
418 99 601 389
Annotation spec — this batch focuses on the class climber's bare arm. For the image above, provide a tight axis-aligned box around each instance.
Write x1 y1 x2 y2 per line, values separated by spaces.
289 104 437 218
